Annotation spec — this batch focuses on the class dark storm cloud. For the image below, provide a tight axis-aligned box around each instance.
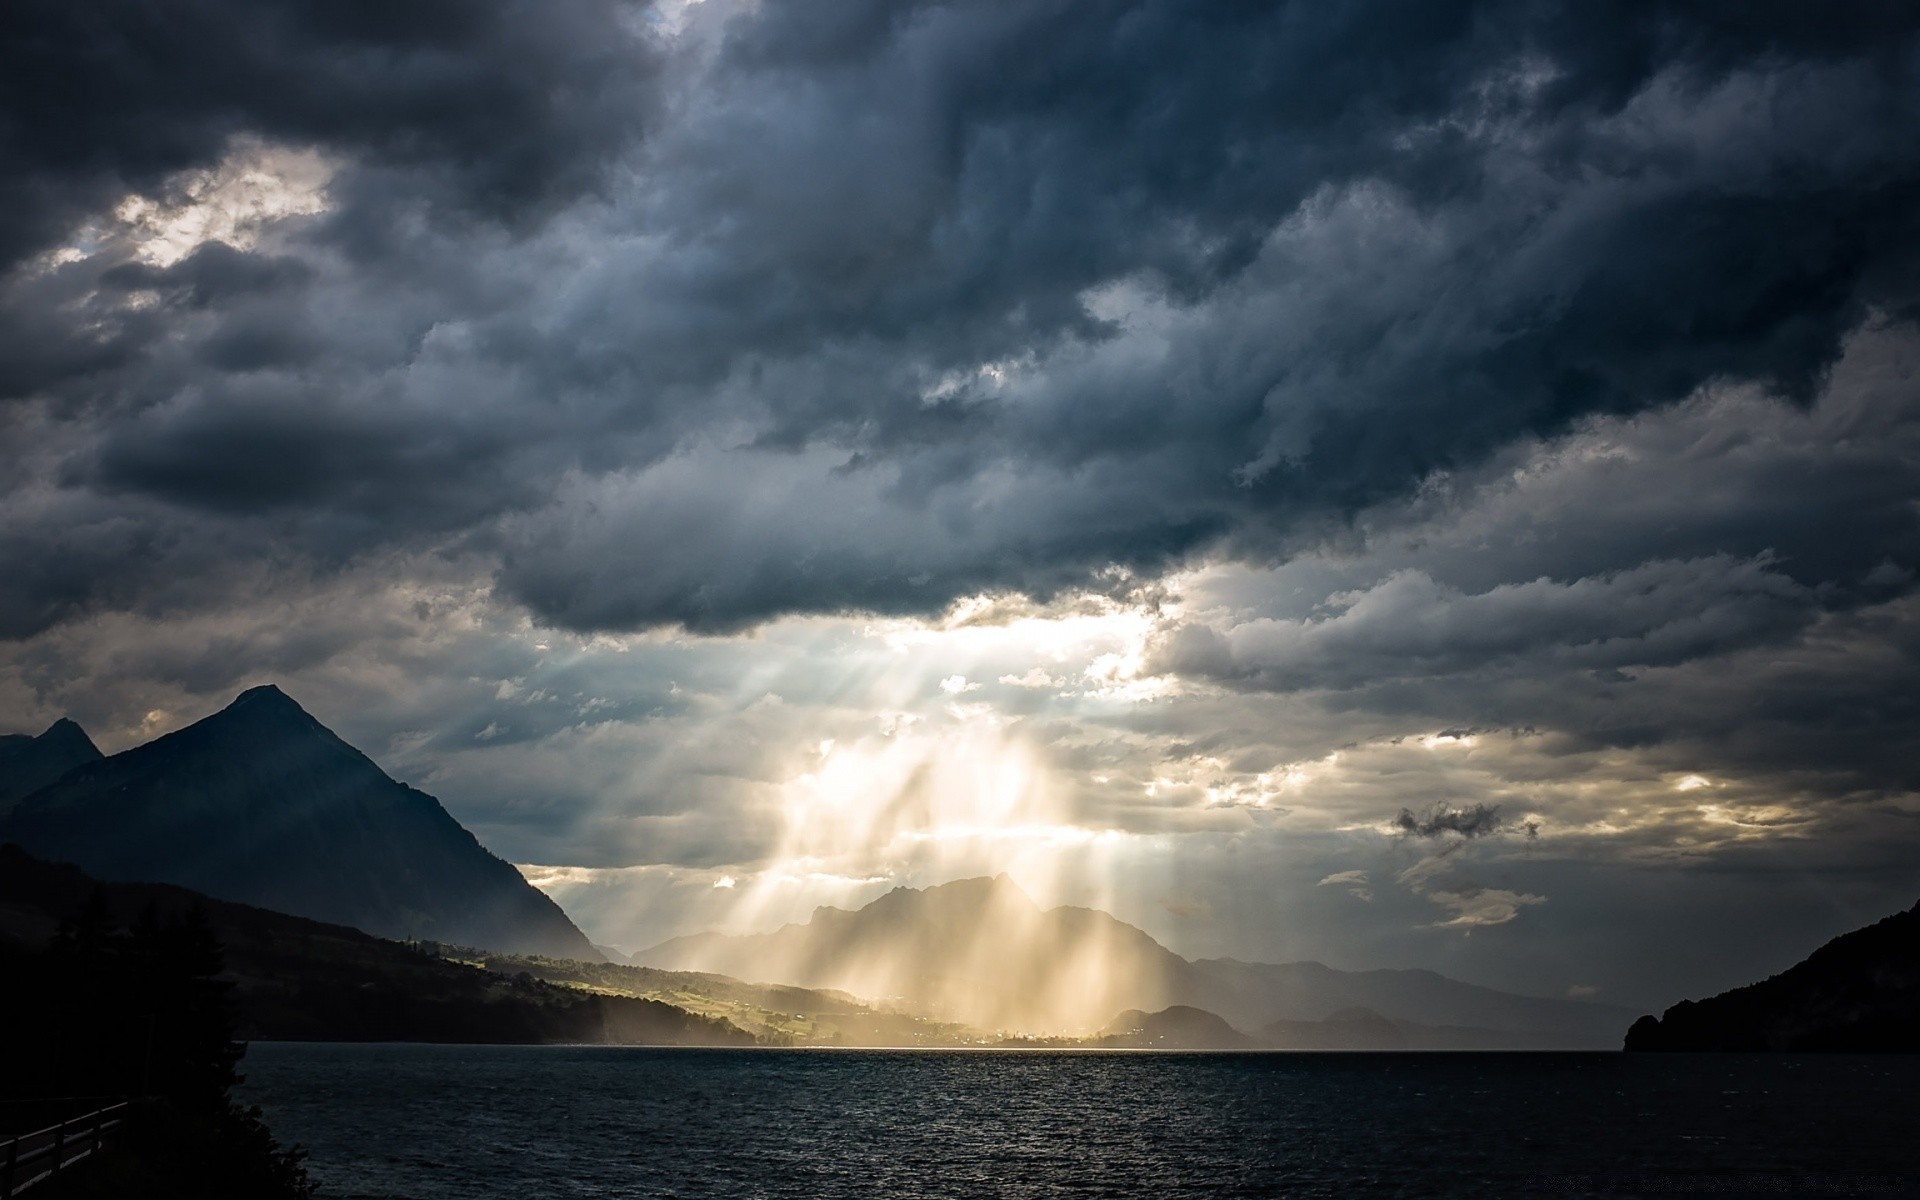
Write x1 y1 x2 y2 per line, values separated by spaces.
1146 319 1920 807
1157 554 1821 692
0 0 658 275
1395 803 1506 839
490 0 1920 629
0 0 1914 654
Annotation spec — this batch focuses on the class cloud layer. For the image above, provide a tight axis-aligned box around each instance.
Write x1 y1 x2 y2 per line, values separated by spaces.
5 1 1919 633
4 0 1919 1006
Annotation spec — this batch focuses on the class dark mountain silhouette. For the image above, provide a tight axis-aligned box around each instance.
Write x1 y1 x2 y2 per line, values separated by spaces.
1097 1005 1253 1049
1625 899 1920 1051
0 845 751 1047
635 874 1634 1045
0 685 599 960
0 716 102 809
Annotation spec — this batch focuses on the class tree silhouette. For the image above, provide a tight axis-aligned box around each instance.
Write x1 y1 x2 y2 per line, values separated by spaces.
4 892 311 1198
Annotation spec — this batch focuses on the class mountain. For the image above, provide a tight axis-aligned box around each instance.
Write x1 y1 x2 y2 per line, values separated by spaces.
0 685 600 960
1624 899 1920 1051
635 874 1635 1045
640 874 1194 1035
0 845 749 1048
0 717 101 810
1097 1005 1253 1049
1260 1007 1408 1050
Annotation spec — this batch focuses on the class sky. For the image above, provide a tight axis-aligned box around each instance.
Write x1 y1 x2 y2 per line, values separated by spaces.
3 0 1918 1011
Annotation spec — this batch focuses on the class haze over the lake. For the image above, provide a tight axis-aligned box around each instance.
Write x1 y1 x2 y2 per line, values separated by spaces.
4 1 1918 1011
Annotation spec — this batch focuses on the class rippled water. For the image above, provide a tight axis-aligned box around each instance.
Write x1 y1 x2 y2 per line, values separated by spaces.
239 1044 1920 1199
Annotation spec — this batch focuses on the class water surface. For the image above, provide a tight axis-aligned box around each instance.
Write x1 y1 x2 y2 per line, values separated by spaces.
240 1043 1920 1199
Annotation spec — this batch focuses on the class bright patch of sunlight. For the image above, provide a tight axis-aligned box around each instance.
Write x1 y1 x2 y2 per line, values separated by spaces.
106 137 332 267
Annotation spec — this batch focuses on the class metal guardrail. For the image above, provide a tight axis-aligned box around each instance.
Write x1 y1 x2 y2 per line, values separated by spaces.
0 1101 131 1197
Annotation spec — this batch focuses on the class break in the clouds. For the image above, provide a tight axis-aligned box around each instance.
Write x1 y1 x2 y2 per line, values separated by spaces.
3 1 1919 1007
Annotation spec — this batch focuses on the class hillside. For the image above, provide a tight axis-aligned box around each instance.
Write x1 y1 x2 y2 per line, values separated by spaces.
1625 899 1920 1051
0 845 751 1047
437 948 998 1046
0 685 599 960
1097 1005 1254 1049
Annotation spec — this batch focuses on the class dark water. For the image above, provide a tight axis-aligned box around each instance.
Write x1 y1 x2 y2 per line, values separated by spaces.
238 1043 1920 1199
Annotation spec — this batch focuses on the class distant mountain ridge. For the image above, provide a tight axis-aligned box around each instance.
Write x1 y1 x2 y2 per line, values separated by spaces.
1625 898 1920 1051
0 685 600 960
636 875 1634 1046
1182 955 1625 1042
1259 1007 1408 1050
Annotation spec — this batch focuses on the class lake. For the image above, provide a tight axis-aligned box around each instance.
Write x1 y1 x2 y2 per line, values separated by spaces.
239 1043 1920 1198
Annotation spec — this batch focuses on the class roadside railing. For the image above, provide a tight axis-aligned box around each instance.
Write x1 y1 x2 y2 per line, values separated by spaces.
0 1101 131 1197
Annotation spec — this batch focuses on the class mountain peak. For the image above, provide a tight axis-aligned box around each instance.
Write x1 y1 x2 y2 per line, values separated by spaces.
0 685 603 961
864 874 1044 922
231 682 301 710
38 717 98 756
0 717 105 808
926 873 1033 902
215 684 327 734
